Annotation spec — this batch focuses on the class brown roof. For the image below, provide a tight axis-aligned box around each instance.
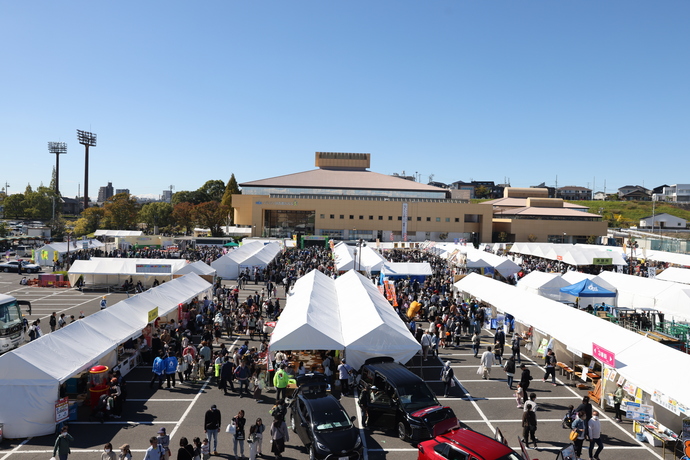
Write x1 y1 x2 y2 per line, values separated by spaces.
240 169 447 193
494 207 599 218
483 197 588 209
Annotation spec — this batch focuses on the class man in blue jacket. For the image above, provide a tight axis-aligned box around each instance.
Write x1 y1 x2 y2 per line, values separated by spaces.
150 352 165 389
164 352 178 389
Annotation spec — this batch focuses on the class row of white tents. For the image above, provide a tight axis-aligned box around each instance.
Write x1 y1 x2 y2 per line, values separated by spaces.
509 243 627 266
428 243 522 279
270 269 420 370
32 239 106 267
67 258 216 287
0 273 213 439
455 273 690 417
211 241 282 279
333 241 386 273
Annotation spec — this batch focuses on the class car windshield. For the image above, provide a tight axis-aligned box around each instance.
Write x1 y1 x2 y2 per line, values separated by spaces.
0 300 22 330
313 408 352 432
397 383 439 411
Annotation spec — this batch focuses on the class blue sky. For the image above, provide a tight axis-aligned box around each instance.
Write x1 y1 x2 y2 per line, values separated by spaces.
1 1 688 200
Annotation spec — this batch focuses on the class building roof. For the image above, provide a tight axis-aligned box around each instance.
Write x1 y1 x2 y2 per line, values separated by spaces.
494 207 599 218
557 186 592 191
240 168 447 193
483 197 588 209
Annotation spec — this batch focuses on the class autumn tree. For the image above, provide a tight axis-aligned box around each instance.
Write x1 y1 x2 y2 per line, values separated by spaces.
103 193 139 230
194 202 230 237
172 202 196 235
73 207 106 236
139 202 174 233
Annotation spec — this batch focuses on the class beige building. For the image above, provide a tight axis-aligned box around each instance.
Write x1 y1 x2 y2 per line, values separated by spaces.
233 152 494 243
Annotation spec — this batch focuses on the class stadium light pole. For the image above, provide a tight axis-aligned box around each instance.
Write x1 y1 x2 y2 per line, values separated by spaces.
76 130 97 210
48 142 67 196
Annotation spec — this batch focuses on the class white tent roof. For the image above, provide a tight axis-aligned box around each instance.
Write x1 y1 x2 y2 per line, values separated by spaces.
381 262 433 277
561 271 595 284
270 269 420 370
33 240 105 265
67 258 189 286
94 230 143 237
0 273 212 438
644 250 690 266
454 273 690 412
517 271 571 301
509 243 626 266
656 267 690 285
332 241 386 272
175 260 216 276
211 241 281 279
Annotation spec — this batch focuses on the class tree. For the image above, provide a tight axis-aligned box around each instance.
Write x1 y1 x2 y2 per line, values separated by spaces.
172 202 196 235
172 190 210 206
3 194 25 219
194 201 230 237
474 185 491 199
103 193 139 230
23 186 55 220
221 174 241 223
73 207 106 236
198 180 226 202
139 202 173 232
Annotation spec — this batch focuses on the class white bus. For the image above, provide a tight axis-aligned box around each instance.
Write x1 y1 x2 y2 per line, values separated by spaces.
0 294 31 353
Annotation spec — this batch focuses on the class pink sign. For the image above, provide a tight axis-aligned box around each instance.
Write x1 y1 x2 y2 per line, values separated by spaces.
592 343 615 367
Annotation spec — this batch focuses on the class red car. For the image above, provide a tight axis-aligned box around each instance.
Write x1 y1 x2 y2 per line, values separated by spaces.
417 427 524 460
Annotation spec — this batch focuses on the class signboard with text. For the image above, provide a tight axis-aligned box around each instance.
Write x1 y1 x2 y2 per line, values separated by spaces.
55 397 69 423
593 258 613 265
148 307 159 323
592 343 615 367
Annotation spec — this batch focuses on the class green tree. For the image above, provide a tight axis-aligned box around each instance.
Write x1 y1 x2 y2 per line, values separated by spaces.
4 194 25 219
171 190 210 206
73 207 106 236
474 185 491 199
0 222 8 237
139 202 173 232
198 180 226 202
194 201 229 237
221 174 241 223
103 193 140 230
172 202 196 235
23 186 55 220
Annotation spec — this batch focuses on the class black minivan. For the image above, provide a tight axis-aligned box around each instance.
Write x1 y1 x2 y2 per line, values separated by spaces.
357 357 457 443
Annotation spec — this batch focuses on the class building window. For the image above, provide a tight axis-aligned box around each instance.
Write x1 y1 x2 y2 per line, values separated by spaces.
445 218 450 222
378 216 383 220
455 218 459 222
417 217 421 221
359 215 364 220
349 215 354 219
408 217 412 221
320 214 325 219
388 216 393 220
398 216 402 221
426 217 431 222
436 217 441 222
330 214 334 219
340 215 344 219
369 215 374 220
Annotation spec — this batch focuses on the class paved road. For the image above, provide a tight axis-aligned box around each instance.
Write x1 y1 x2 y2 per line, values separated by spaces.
0 275 670 460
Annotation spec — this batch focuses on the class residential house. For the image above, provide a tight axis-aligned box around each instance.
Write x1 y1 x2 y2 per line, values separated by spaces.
556 186 592 201
639 213 687 229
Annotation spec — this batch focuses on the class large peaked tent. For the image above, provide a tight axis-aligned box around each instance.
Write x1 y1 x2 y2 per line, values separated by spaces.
333 241 386 273
517 271 571 301
211 241 281 279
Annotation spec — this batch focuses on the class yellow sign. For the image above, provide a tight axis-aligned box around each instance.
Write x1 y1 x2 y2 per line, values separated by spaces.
592 258 613 265
148 307 159 323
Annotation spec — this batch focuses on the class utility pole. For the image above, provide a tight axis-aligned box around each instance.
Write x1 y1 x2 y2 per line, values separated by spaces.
77 130 97 210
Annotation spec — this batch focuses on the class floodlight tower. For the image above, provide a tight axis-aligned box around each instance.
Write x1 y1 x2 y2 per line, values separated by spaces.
48 142 67 196
76 130 97 210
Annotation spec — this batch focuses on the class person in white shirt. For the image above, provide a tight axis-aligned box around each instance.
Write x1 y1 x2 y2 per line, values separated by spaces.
588 410 603 459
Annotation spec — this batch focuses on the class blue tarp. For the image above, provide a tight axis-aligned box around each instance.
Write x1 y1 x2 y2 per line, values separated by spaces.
560 279 616 297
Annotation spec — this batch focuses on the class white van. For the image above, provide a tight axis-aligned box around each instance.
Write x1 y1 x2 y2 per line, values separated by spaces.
14 246 32 257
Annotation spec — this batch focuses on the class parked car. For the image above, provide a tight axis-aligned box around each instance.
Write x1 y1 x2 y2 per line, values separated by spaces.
417 427 524 460
0 260 42 273
289 373 362 460
358 356 457 443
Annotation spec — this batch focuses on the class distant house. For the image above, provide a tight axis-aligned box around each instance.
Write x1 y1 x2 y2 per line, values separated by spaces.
639 213 687 229
61 197 82 215
593 191 607 200
618 185 650 201
659 184 690 203
556 186 592 201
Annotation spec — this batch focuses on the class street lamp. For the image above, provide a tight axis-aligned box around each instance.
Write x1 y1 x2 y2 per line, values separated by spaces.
77 129 97 210
48 142 67 196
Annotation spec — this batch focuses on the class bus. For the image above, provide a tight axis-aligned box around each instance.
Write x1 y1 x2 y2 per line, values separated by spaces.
0 294 31 354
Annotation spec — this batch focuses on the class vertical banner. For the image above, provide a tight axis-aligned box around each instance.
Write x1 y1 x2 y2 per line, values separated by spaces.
402 202 408 242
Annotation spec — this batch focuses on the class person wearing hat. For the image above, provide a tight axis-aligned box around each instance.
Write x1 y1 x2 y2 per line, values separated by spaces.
204 404 221 455
118 444 132 460
273 364 289 402
440 361 455 397
157 427 171 460
100 296 107 310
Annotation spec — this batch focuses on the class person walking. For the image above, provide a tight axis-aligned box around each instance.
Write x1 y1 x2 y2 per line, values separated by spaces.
100 296 108 309
588 410 604 460
522 403 538 448
421 330 433 361
571 411 587 459
576 396 593 439
204 404 221 455
248 418 265 460
102 443 117 460
273 364 289 402
504 356 516 389
542 349 557 386
119 444 132 460
510 334 521 363
53 426 74 460
49 312 57 332
143 437 165 460
157 428 171 460
518 364 532 395
478 346 495 379
150 352 165 389
177 438 195 460
471 331 481 358
232 410 247 459
440 361 454 397
337 359 353 396
270 417 289 459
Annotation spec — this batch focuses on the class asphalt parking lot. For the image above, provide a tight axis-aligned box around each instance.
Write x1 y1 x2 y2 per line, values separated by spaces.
0 275 671 460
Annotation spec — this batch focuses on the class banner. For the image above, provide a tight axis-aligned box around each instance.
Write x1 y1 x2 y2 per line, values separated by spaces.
55 397 69 423
402 203 408 242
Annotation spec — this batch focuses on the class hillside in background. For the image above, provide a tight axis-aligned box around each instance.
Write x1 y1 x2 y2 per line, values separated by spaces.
572 201 690 229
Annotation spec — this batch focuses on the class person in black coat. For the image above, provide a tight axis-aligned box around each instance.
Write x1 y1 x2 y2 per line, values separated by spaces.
219 358 235 395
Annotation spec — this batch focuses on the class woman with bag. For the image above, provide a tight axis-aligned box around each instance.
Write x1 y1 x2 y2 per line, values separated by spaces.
521 407 538 448
248 418 265 460
177 438 195 460
270 417 289 459
232 410 247 459
570 411 586 458
504 356 516 389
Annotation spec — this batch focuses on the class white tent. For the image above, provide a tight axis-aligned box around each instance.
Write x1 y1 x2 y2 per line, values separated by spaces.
211 241 281 279
67 258 189 287
94 230 143 237
174 260 216 283
380 262 433 280
656 267 690 285
332 241 386 273
0 273 212 438
33 240 105 267
454 273 690 414
517 271 571 301
270 270 420 370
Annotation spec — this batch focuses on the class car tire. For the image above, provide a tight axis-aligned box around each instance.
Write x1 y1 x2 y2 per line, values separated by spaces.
397 421 409 441
3 268 8 273
309 444 316 460
290 414 296 433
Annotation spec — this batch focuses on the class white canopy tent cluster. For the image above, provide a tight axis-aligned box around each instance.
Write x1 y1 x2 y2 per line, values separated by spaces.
211 241 281 279
509 242 627 266
332 241 386 273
